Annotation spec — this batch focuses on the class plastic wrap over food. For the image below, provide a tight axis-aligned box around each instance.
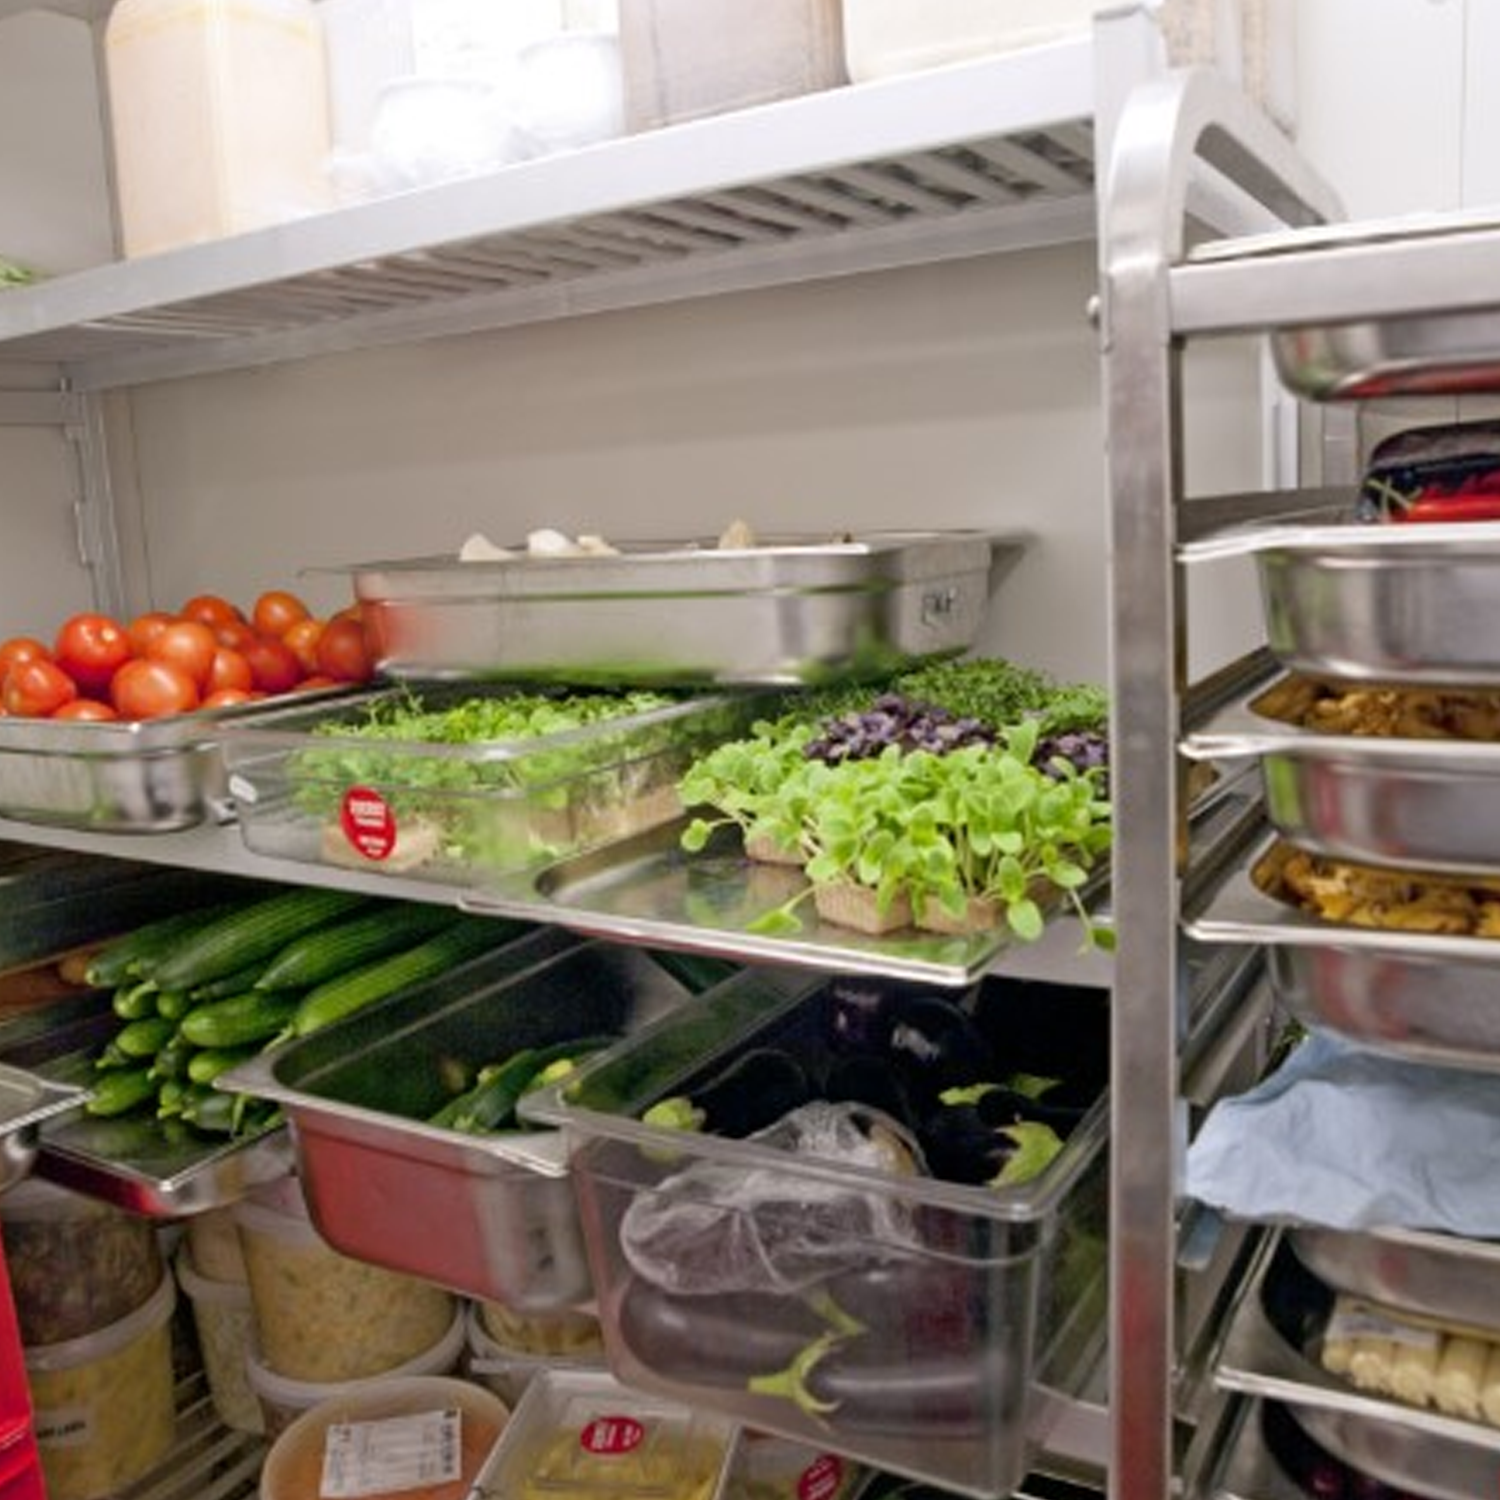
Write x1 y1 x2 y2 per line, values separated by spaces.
1186 1030 1500 1235
620 1102 926 1295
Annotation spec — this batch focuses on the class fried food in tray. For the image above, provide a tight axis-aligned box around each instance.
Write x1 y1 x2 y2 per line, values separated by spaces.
1256 842 1500 937
1256 674 1500 740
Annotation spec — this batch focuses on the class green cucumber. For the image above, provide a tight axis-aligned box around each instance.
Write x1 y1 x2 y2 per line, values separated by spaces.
114 1015 178 1059
155 989 194 1022
83 903 242 989
253 902 456 992
189 963 273 1003
111 980 159 1021
287 918 522 1040
432 1034 617 1134
86 1067 157 1117
186 1047 257 1086
148 1032 197 1082
179 991 303 1050
151 888 370 992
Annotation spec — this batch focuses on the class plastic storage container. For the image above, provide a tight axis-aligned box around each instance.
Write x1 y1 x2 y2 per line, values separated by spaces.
466 1301 605 1407
0 1178 162 1346
470 1368 739 1500
246 1303 467 1440
259 1374 509 1500
224 683 759 887
103 0 333 257
521 967 1111 1498
185 1205 247 1284
235 1181 456 1383
619 0 845 131
173 1248 261 1435
25 1274 176 1500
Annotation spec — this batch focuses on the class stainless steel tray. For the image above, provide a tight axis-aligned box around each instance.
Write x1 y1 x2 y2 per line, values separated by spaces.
347 530 1020 686
1288 1224 1500 1338
1185 834 1500 1070
468 818 1095 989
0 1063 85 1193
0 686 355 833
1216 1235 1500 1499
1182 522 1500 686
220 927 700 1310
1184 675 1500 877
0 992 291 1217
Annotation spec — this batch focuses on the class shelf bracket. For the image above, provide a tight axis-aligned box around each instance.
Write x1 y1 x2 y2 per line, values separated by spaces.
61 387 128 621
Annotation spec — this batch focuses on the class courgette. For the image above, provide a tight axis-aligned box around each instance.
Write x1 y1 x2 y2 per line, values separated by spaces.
83 903 242 988
253 901 456 992
86 1067 156 1117
179 991 303 1050
151 888 370 992
287 917 522 1039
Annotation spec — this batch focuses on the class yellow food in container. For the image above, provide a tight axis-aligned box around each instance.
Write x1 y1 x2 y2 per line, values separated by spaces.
25 1273 176 1500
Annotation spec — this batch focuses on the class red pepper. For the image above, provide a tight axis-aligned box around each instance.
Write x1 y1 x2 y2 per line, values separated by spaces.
1391 492 1500 523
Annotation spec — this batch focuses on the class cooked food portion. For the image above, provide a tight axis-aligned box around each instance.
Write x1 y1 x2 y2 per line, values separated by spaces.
1258 674 1500 739
1257 842 1500 936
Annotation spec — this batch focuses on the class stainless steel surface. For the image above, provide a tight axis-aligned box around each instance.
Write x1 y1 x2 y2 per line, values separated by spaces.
220 927 692 1309
1098 63 1342 1500
1216 1236 1500 1494
0 1062 84 1192
1199 1398 1344 1500
1288 1224 1500 1338
469 817 1098 989
1185 835 1500 1069
0 687 354 834
1184 676 1500 877
350 531 1016 686
0 992 291 1217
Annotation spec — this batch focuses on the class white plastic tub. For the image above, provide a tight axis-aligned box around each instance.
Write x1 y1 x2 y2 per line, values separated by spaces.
465 1302 605 1407
25 1274 176 1500
173 1249 260 1435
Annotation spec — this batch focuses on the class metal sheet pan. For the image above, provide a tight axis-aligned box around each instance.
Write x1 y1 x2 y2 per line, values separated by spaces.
1181 522 1500 686
1184 675 1500 876
0 685 356 833
0 992 290 1217
1216 1236 1500 1499
0 1063 85 1193
466 818 1086 989
1185 834 1500 1070
1288 1225 1500 1339
346 530 1020 686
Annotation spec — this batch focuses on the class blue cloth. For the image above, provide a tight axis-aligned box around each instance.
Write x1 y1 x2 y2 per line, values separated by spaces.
1185 1030 1500 1235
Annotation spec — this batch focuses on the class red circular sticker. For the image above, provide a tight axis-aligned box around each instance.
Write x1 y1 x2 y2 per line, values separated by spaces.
798 1455 844 1500
580 1418 645 1456
339 786 397 861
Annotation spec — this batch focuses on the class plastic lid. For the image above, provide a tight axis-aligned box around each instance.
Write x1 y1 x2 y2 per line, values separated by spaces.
174 1246 251 1309
23 1271 174 1372
0 1177 109 1219
245 1302 468 1412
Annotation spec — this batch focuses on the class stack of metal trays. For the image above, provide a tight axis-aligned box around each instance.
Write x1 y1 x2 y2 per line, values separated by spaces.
0 1064 84 1194
344 530 1020 687
1213 1233 1500 1500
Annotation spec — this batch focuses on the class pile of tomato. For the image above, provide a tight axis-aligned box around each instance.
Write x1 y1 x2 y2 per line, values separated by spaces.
0 590 376 721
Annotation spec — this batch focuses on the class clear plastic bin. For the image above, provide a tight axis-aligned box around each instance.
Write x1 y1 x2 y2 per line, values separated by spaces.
521 968 1110 1498
224 684 758 887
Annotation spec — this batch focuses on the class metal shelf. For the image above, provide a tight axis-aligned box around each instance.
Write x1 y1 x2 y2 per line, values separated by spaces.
0 36 1108 390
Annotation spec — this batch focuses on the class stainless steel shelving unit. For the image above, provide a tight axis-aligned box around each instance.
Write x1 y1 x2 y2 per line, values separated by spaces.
0 6 1328 1496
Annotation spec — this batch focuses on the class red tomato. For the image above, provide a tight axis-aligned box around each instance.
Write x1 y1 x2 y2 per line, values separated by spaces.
0 637 51 675
52 698 119 722
126 611 177 658
147 620 219 688
200 688 256 709
290 674 339 692
204 647 254 696
53 613 132 697
215 620 260 653
314 618 374 683
281 617 325 676
111 659 200 720
242 635 303 695
252 590 312 640
179 594 245 629
4 659 79 717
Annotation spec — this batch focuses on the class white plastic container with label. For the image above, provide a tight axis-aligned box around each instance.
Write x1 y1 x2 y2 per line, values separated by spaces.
103 0 334 258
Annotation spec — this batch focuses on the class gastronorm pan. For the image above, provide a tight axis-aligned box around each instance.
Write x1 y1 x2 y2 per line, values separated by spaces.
1288 1225 1500 1340
219 927 699 1311
0 685 354 833
0 991 290 1215
1184 832 1500 1071
1182 522 1500 686
1183 673 1500 877
0 1064 83 1193
345 530 1020 687
1216 1234 1500 1500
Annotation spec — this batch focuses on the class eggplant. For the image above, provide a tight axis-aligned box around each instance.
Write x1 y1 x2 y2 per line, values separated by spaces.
821 1054 921 1133
884 995 996 1102
917 1102 1020 1186
683 1046 816 1137
616 1274 857 1386
824 977 899 1054
968 1082 1089 1134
